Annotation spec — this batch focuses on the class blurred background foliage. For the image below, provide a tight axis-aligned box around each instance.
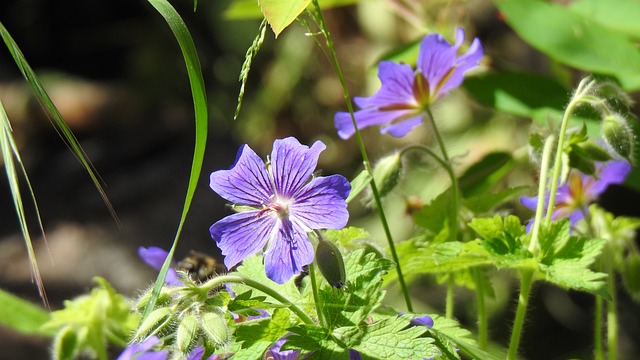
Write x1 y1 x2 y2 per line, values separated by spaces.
0 0 639 358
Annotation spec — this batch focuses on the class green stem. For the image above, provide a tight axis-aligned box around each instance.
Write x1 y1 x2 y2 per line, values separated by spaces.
594 259 604 360
507 269 535 360
605 260 618 360
545 78 596 225
424 108 459 242
201 274 315 325
472 268 488 349
308 263 325 328
310 0 412 312
529 134 556 254
446 274 454 319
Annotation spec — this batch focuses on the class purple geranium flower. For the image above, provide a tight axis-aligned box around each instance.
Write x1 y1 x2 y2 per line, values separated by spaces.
117 336 168 360
138 246 181 286
521 160 631 227
209 137 351 284
265 336 300 360
335 27 483 139
186 346 229 360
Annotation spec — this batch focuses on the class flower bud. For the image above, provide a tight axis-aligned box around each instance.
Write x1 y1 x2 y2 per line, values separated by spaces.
134 307 173 340
371 152 403 199
603 114 633 160
315 239 347 289
201 312 229 347
177 315 199 354
622 254 640 302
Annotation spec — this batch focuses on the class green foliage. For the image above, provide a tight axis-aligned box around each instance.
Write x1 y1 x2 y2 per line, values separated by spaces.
42 278 137 360
0 287 51 336
412 188 452 234
233 308 292 358
428 314 504 360
224 0 360 20
569 0 640 39
497 0 640 90
346 170 372 204
458 152 514 197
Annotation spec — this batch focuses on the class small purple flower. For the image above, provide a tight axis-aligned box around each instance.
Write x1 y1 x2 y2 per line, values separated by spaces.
521 161 631 227
210 137 351 284
117 336 168 360
186 346 228 360
138 246 181 286
265 336 300 360
410 314 435 328
335 27 483 139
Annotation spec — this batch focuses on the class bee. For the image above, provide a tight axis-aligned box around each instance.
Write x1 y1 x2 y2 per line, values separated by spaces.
175 250 226 283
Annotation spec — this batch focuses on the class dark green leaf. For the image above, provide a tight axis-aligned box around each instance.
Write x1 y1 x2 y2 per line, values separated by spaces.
458 152 514 197
463 186 529 214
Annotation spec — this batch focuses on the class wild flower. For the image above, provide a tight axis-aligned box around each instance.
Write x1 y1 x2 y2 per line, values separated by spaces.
209 137 351 284
117 336 167 360
138 246 181 286
334 27 483 139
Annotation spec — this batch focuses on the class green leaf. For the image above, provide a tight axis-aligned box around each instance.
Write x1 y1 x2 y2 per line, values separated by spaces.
570 0 640 39
463 71 568 118
428 315 504 360
319 249 395 329
233 308 291 358
142 0 208 322
458 152 514 197
463 186 529 214
497 0 640 90
342 315 439 360
224 0 360 20
412 188 452 234
284 325 347 359
0 288 51 336
259 0 311 37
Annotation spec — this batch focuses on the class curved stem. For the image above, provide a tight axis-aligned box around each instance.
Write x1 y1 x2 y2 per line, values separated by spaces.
545 78 596 225
529 134 556 255
424 108 459 243
507 269 535 360
309 263 325 328
202 274 315 325
310 0 412 312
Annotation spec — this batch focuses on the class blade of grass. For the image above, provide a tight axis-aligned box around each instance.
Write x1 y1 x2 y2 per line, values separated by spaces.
141 0 208 320
0 100 49 308
0 21 119 226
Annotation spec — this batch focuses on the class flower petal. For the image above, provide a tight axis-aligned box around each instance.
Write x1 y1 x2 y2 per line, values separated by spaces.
290 175 350 229
590 160 631 196
335 108 416 139
417 31 459 95
263 219 314 284
520 195 539 210
137 247 180 286
210 211 276 269
381 114 424 137
360 61 417 108
210 144 273 206
438 37 483 96
271 137 326 197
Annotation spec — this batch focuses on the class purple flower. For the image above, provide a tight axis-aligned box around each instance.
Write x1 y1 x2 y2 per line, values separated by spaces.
521 161 631 226
186 347 228 360
117 336 168 360
209 137 351 284
335 27 483 139
410 314 434 328
138 246 181 286
265 336 300 360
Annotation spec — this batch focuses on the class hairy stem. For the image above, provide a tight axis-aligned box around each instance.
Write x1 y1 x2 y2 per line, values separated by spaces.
507 269 535 360
472 268 488 349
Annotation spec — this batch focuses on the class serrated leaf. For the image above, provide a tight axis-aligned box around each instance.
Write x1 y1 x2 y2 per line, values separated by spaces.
412 188 452 233
323 227 370 247
497 0 640 90
343 315 439 360
284 325 347 359
259 0 311 37
233 308 291 358
428 315 503 360
320 250 395 329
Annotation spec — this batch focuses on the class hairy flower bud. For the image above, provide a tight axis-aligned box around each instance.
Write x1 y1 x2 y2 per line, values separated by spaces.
201 312 229 347
603 114 633 160
134 307 173 340
177 315 199 354
371 152 403 199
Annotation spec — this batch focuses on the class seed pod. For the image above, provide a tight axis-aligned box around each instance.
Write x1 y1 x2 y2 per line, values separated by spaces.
315 239 346 289
177 315 198 354
603 114 633 160
134 307 173 340
201 312 229 348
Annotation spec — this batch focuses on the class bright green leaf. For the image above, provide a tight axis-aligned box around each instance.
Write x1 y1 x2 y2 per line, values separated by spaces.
259 0 312 37
0 288 51 336
570 0 640 39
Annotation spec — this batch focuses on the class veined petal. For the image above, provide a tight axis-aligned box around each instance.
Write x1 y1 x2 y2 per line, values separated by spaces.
271 137 326 197
263 219 314 284
210 211 276 269
210 144 273 206
381 114 424 137
335 108 416 139
361 61 417 108
437 37 483 96
290 175 350 229
417 32 459 95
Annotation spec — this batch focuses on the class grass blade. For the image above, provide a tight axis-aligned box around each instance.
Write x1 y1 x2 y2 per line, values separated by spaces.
0 287 52 336
0 100 49 308
142 0 208 320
